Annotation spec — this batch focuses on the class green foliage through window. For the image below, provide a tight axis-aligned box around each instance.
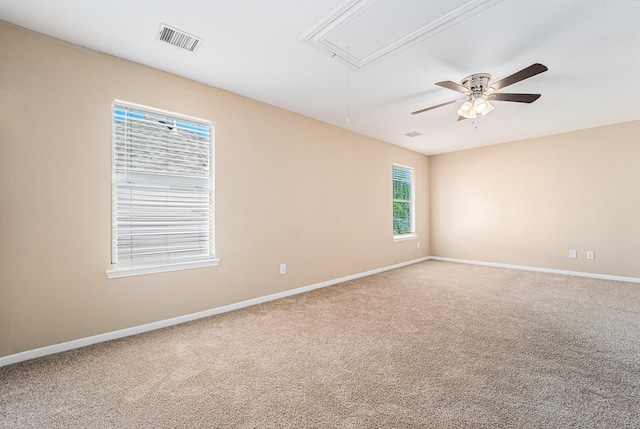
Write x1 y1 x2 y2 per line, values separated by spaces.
393 165 414 235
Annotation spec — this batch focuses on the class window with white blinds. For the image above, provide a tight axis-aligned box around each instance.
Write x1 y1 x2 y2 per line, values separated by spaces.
393 164 416 240
107 101 218 278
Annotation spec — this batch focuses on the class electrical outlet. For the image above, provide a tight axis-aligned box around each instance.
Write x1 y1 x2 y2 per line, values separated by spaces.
417 242 420 249
280 263 286 274
586 251 595 260
569 249 577 259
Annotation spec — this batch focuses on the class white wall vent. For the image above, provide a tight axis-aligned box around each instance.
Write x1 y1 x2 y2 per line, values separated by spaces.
157 23 203 52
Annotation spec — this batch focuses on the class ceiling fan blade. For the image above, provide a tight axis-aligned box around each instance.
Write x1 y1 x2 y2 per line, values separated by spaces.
491 93 541 103
490 63 548 91
457 116 467 121
411 99 458 115
435 80 469 94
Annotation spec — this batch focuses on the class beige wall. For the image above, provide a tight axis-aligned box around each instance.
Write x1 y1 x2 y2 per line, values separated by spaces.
0 22 429 357
430 120 640 278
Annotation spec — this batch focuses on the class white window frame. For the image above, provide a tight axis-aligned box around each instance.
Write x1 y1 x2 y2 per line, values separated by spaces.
106 100 219 278
392 164 417 242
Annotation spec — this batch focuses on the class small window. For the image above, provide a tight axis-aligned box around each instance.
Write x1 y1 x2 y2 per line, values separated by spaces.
106 101 219 278
393 164 416 241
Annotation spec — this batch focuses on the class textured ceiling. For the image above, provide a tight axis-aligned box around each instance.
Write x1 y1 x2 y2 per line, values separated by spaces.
1 0 639 155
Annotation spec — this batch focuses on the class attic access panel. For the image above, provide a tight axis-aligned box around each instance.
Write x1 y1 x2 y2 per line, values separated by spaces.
303 0 503 70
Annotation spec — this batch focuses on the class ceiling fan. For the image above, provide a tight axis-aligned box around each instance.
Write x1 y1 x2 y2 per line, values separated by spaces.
411 63 548 120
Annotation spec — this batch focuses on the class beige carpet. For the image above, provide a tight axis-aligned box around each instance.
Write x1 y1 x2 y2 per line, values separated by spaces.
1 261 639 428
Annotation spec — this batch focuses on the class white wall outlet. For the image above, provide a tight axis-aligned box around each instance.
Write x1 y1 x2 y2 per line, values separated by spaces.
586 251 595 260
417 242 420 249
569 249 577 259
279 263 286 274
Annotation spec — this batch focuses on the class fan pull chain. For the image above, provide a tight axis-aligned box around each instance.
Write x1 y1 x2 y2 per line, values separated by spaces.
346 46 351 123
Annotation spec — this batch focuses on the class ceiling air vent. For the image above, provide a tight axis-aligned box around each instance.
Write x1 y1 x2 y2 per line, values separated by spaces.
157 23 203 52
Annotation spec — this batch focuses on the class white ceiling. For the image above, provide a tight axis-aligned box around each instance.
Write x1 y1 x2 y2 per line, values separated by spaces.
1 0 639 155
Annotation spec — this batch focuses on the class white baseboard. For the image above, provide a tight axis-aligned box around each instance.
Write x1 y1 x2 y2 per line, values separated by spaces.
429 256 640 283
0 257 430 368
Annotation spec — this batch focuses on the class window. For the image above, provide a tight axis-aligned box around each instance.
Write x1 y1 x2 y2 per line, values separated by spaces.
393 164 416 241
106 101 219 278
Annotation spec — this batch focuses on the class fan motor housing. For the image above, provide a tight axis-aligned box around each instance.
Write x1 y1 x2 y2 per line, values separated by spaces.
461 73 491 94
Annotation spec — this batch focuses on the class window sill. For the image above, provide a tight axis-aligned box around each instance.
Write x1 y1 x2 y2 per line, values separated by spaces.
106 258 220 279
393 233 417 242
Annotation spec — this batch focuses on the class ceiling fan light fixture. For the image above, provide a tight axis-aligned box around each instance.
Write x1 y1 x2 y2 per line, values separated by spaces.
481 101 494 116
473 97 494 116
457 100 475 118
473 97 488 112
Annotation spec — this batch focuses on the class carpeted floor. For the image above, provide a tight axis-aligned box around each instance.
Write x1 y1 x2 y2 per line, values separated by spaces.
1 261 639 428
